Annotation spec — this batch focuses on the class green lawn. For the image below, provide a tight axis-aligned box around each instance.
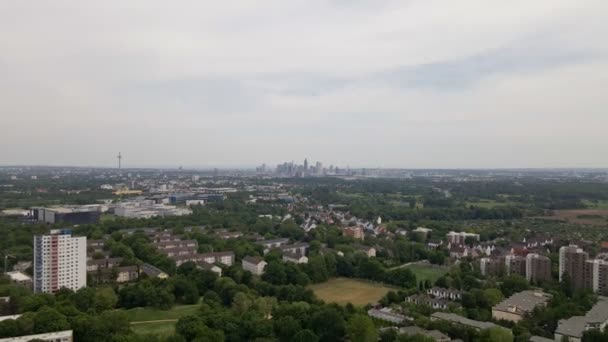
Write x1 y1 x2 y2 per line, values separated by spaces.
402 264 448 285
308 277 397 306
121 304 200 322
131 321 176 336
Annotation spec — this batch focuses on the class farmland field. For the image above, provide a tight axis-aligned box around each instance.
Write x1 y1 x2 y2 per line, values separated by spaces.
308 277 397 306
549 209 608 226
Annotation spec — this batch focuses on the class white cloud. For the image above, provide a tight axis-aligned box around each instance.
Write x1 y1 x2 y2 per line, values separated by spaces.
0 0 607 167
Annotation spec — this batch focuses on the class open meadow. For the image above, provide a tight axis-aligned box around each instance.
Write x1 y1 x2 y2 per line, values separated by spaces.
308 277 397 306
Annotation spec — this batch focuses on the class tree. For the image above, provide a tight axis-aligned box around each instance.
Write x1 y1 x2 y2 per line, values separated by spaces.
262 261 287 285
480 327 513 342
346 314 378 342
94 287 118 312
176 315 206 341
274 316 302 342
310 307 346 342
32 307 69 334
293 329 320 342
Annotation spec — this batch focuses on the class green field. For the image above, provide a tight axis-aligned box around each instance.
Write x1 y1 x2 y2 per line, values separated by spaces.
131 321 176 336
466 200 515 208
121 304 200 322
582 200 608 210
402 264 448 284
308 277 397 306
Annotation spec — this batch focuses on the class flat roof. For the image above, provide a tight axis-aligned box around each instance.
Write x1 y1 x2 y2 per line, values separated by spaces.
0 329 72 341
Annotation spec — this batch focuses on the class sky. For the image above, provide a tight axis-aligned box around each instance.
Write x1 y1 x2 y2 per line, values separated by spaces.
1 1 607 169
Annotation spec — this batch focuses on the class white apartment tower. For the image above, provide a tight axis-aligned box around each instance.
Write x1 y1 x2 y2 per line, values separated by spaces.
33 229 87 293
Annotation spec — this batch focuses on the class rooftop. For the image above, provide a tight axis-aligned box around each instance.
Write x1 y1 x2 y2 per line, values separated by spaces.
493 290 551 315
556 297 608 338
431 312 501 331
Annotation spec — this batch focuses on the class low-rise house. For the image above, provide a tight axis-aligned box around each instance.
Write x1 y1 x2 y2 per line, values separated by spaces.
280 243 309 256
430 312 502 331
427 287 462 301
344 227 364 240
367 308 409 324
399 326 450 342
141 263 169 279
242 256 267 276
160 246 198 257
156 239 198 250
116 266 139 283
354 245 376 257
197 261 223 276
406 295 450 310
87 257 123 272
200 251 235 267
12 261 31 273
555 297 608 342
257 238 289 254
282 251 308 264
492 290 551 322
5 271 32 289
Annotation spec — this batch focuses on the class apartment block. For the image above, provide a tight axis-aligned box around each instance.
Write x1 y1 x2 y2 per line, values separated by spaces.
526 253 552 284
33 230 86 294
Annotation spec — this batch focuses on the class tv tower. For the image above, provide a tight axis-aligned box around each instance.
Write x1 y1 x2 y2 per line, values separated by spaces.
117 152 122 169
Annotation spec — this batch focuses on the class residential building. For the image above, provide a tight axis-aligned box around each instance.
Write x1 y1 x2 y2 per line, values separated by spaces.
354 245 376 257
0 329 73 342
5 271 32 289
505 254 527 278
584 259 608 296
11 261 31 273
282 252 308 264
257 238 289 254
116 266 139 283
33 230 86 293
197 262 223 276
430 312 503 331
427 287 462 301
526 254 552 283
559 245 588 290
343 227 364 240
200 252 235 267
87 257 123 272
555 297 608 342
398 326 450 342
242 256 267 276
491 290 551 322
367 308 408 324
141 263 168 279
280 243 309 256
480 257 504 277
405 295 451 310
447 231 480 245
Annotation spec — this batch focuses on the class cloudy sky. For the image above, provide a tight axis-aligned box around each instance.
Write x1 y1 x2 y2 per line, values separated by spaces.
1 1 607 169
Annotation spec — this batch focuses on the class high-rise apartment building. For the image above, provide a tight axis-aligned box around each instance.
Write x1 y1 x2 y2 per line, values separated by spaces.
559 245 588 290
33 229 87 294
505 254 527 278
584 259 608 296
526 253 552 283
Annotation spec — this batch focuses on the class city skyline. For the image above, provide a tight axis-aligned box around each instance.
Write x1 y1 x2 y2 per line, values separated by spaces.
1 1 608 168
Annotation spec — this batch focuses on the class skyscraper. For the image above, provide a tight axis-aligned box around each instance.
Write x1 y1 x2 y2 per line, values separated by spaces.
33 229 87 293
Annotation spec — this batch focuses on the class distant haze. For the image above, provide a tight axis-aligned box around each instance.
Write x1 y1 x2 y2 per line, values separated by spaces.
1 1 607 169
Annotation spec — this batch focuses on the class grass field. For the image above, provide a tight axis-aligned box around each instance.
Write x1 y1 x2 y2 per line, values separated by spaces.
131 321 176 336
402 264 448 284
582 200 608 210
465 200 516 208
121 304 200 322
308 278 396 306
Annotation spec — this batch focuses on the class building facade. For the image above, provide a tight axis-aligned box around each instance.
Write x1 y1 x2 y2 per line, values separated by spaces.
559 245 588 290
33 230 86 294
526 253 552 284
